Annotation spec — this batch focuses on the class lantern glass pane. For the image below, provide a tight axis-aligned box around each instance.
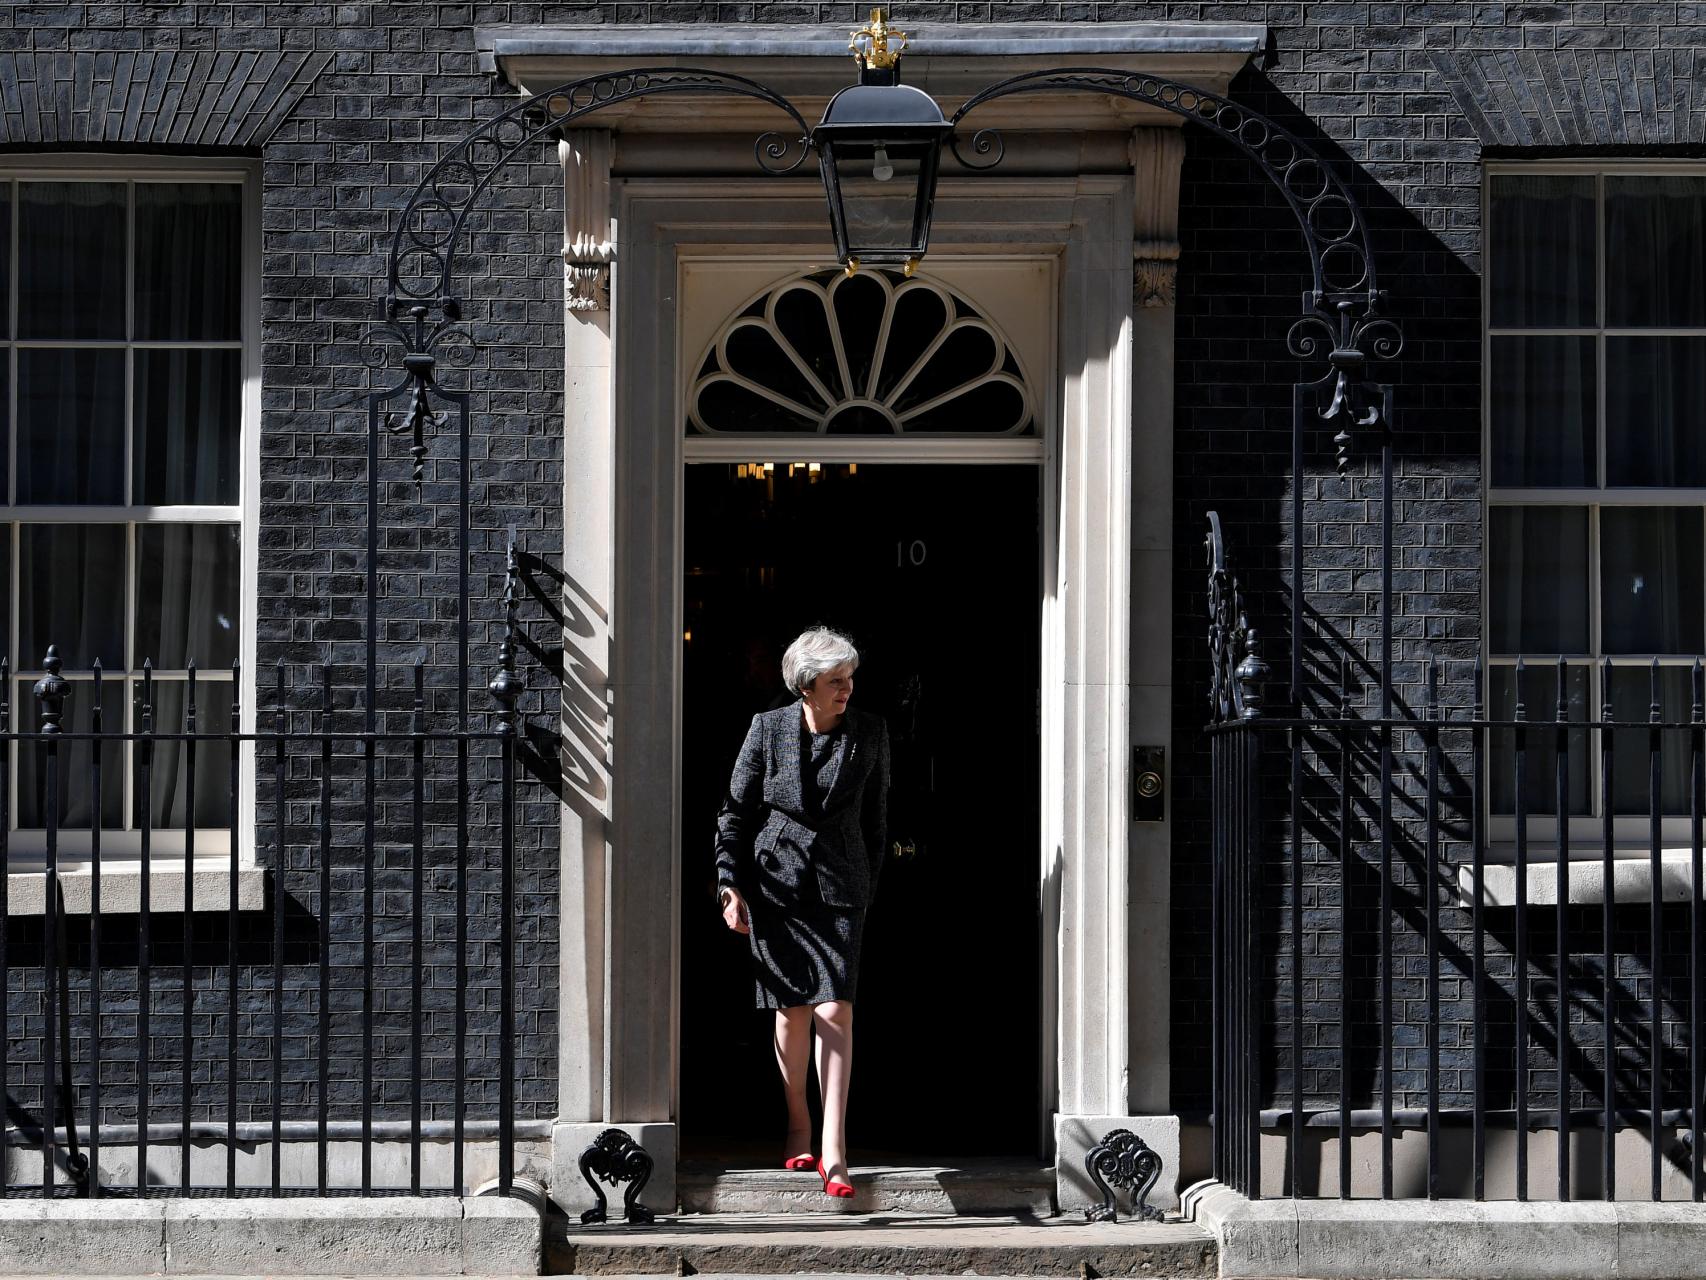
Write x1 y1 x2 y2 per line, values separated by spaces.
831 140 928 259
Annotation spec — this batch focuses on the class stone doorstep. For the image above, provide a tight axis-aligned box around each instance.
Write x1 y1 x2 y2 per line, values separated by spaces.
0 1195 541 1277
675 1162 1056 1216
550 1211 1218 1277
1184 1179 1706 1280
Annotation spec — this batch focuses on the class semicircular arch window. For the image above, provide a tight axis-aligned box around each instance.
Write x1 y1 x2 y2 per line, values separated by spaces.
687 268 1035 436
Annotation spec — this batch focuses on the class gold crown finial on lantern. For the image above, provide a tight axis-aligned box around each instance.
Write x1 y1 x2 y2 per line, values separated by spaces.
850 7 908 71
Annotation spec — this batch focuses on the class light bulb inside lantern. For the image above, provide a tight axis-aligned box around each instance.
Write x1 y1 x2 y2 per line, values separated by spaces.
872 145 895 182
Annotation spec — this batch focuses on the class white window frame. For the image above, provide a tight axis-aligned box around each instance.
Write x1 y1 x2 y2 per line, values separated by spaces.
0 156 261 903
1483 158 1706 858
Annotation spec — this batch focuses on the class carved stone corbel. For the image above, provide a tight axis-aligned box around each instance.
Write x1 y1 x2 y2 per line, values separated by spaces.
1131 127 1185 309
562 129 614 313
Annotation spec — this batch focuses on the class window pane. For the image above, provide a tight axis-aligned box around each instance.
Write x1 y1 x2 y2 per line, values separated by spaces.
18 524 125 671
134 349 241 504
135 524 239 670
0 356 9 502
1605 336 1706 487
1489 663 1591 815
18 181 126 340
0 184 11 341
135 183 242 341
1490 336 1597 487
1607 175 1706 328
0 526 9 675
137 679 232 831
1489 174 1596 327
17 349 126 505
15 678 123 830
1609 665 1696 815
1600 507 1705 654
1488 507 1590 654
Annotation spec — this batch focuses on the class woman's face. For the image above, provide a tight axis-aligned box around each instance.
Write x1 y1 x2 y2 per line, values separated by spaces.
806 663 855 715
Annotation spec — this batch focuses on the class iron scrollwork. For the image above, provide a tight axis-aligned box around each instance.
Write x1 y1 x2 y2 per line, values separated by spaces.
1207 512 1267 724
578 1127 657 1225
950 68 1403 468
489 536 524 731
375 59 1404 478
1084 1128 1164 1223
373 68 813 486
1288 296 1402 473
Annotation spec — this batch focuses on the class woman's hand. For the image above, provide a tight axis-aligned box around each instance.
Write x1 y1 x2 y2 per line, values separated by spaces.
719 887 751 934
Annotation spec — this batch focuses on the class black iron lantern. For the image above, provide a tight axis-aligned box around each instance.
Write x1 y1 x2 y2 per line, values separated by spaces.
812 9 951 274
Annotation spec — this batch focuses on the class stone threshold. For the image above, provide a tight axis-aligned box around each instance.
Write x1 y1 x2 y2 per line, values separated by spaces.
0 1195 540 1276
1185 1178 1706 1280
550 1211 1217 1277
675 1161 1055 1216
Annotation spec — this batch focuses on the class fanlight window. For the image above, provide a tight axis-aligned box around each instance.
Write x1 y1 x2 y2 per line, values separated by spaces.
687 268 1034 435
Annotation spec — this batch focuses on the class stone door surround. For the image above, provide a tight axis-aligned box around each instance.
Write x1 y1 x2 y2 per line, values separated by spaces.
529 20 1255 1213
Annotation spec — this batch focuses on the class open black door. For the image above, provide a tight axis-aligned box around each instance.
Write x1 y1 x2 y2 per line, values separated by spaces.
680 461 1042 1163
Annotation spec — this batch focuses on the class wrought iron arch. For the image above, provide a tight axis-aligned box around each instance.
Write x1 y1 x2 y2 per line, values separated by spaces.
369 59 1405 713
382 68 811 329
360 68 814 742
955 69 1376 300
950 68 1403 464
374 62 1402 467
946 67 1406 710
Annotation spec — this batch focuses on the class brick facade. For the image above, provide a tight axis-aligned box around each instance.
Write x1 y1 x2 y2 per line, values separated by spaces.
0 0 1698 1139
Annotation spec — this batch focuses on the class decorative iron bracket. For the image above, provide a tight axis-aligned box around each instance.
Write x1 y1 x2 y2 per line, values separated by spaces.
951 69 1403 469
367 69 812 490
1084 1127 1164 1223
578 1127 656 1225
1291 292 1399 474
375 63 1402 484
1207 512 1268 724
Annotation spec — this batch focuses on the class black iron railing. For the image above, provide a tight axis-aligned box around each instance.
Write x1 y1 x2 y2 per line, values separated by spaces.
0 553 526 1199
1209 525 1706 1202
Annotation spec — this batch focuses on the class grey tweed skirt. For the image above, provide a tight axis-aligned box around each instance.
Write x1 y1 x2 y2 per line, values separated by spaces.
748 897 866 1010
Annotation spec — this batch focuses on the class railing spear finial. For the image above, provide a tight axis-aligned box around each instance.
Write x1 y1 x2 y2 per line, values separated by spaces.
33 646 66 734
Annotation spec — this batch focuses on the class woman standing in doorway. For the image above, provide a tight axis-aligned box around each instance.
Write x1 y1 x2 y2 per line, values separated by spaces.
714 627 890 1199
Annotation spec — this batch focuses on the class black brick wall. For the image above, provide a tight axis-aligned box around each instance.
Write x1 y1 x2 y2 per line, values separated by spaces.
0 0 566 1133
0 0 1698 1141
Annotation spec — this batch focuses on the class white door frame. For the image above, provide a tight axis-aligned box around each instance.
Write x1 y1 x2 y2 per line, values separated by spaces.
559 171 1165 1203
676 248 1059 1149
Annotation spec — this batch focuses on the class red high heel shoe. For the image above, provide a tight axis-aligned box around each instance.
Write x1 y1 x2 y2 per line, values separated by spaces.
816 1156 855 1198
782 1153 815 1171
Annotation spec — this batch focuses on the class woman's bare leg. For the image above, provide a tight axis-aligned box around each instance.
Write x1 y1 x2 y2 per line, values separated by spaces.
774 1005 814 1162
812 1000 854 1183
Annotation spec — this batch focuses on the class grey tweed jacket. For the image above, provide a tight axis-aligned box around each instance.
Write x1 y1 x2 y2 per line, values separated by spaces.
714 704 891 911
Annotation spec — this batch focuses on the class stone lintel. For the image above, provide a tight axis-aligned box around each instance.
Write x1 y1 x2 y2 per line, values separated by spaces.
484 22 1262 133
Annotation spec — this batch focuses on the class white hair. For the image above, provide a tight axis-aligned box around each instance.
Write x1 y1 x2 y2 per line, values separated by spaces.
781 627 860 696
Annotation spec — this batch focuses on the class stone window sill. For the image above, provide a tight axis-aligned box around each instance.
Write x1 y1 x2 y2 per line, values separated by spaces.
1458 848 1705 908
6 863 267 915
